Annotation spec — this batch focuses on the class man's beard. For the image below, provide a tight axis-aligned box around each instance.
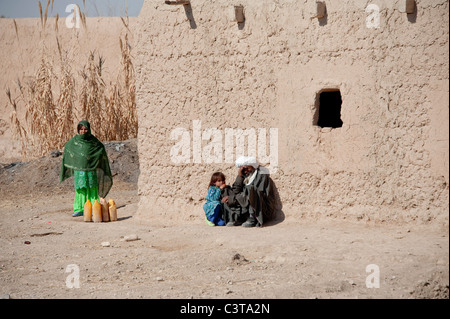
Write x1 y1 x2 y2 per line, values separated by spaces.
243 168 254 177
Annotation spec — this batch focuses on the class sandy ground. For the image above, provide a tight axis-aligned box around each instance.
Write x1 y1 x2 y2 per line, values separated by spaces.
0 140 448 299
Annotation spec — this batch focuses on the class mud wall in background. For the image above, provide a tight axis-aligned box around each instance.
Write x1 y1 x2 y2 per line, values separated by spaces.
136 0 446 224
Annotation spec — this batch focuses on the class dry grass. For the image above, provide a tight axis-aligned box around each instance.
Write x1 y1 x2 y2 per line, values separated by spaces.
6 88 28 159
56 43 76 146
54 13 59 33
43 0 50 29
38 0 53 30
13 19 19 40
7 7 137 159
29 54 58 154
118 33 137 139
9 49 61 158
79 34 137 142
38 1 43 28
79 51 106 140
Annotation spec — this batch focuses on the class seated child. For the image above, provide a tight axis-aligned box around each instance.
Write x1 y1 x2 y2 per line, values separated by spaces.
203 172 228 226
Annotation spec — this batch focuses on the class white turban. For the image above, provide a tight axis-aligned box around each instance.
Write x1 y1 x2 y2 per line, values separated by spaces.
235 156 259 169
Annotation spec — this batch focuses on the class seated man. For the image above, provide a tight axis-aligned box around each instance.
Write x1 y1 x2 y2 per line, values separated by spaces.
221 156 276 227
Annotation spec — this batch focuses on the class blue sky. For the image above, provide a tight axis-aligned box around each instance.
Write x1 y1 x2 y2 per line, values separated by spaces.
0 0 145 18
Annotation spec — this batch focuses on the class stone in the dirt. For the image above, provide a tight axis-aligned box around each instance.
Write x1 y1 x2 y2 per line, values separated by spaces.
232 253 249 264
101 242 111 247
123 234 139 242
50 150 62 158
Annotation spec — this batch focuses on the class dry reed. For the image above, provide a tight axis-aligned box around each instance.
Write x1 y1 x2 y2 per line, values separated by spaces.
13 19 19 40
79 52 106 139
81 12 87 30
55 13 59 33
43 0 50 29
6 88 28 159
38 1 43 28
118 33 137 139
56 42 76 146
27 54 58 155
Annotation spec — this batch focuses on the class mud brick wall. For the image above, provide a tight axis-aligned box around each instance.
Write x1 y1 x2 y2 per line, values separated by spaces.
135 0 449 224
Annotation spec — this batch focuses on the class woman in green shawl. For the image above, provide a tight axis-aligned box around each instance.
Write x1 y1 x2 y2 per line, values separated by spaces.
60 120 113 217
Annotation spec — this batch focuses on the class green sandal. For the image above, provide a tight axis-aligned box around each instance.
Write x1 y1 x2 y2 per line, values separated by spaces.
205 217 215 227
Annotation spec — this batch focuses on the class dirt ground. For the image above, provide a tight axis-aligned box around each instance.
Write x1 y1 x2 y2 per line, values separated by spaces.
0 139 448 299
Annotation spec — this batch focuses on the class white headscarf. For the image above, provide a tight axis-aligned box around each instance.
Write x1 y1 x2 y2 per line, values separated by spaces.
235 156 259 185
235 156 259 169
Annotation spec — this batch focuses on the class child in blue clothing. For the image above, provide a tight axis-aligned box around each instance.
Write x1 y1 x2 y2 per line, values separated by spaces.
203 172 227 226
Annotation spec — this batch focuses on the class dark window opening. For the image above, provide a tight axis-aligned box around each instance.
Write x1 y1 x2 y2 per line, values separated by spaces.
314 90 343 128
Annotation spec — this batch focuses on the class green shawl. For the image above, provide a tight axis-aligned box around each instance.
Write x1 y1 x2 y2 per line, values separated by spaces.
60 120 113 198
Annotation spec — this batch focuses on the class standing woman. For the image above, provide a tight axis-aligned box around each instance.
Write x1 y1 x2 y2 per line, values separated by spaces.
60 120 113 217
